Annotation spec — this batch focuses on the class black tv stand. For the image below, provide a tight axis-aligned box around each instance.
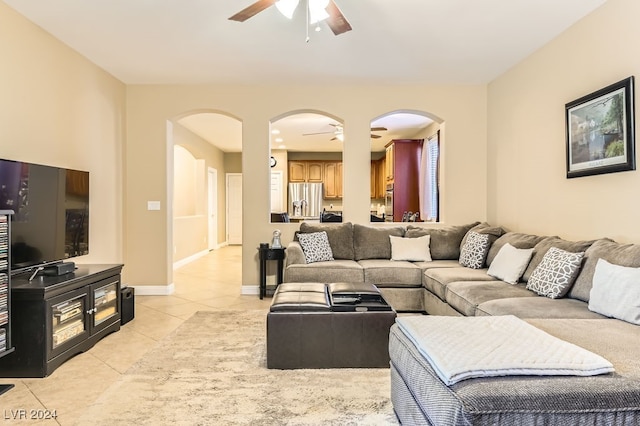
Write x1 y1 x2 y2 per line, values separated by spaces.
0 264 123 378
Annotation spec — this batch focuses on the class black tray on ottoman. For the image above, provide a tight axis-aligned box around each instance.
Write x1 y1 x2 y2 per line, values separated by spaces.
267 282 397 369
328 282 393 312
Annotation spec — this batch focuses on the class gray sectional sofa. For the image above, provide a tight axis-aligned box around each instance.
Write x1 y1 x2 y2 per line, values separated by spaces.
284 221 640 424
284 221 480 311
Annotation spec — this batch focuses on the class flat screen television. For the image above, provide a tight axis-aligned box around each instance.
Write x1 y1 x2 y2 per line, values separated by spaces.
0 158 89 273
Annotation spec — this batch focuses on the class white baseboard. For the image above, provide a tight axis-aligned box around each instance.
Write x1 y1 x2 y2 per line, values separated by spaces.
241 285 259 295
130 283 175 296
173 242 231 270
173 250 209 269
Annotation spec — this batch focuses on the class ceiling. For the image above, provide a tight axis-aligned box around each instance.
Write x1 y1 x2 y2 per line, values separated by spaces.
4 0 607 151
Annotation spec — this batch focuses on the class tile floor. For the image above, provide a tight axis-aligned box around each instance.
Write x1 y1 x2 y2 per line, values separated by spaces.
0 245 266 425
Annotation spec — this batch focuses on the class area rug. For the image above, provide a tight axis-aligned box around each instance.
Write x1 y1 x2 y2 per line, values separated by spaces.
78 310 398 425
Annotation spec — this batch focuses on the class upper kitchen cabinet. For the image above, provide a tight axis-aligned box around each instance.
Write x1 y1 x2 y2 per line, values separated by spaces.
324 161 343 199
385 144 394 182
288 161 324 183
370 158 386 199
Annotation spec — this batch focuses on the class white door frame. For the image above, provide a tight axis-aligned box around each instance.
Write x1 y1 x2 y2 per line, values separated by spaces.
208 167 218 250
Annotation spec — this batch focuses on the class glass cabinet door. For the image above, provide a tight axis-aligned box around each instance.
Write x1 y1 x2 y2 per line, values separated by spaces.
93 281 118 327
51 294 86 350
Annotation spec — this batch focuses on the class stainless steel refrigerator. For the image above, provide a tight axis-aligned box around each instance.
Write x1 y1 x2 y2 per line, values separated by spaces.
288 182 323 218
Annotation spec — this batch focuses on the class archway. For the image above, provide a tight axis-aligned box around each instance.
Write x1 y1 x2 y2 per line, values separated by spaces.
370 110 444 223
269 110 344 223
168 110 242 272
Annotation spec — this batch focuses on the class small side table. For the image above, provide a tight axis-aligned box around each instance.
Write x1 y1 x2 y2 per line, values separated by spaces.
258 246 286 299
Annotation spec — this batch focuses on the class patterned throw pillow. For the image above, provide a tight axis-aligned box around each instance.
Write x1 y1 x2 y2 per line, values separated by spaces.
526 247 584 299
297 231 334 264
459 231 490 269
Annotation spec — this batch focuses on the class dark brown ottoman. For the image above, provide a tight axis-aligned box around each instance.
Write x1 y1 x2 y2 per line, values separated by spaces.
267 282 397 369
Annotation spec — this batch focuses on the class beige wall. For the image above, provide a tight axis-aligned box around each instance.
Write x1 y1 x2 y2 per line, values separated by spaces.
172 123 228 261
125 84 487 290
487 0 640 243
0 3 125 267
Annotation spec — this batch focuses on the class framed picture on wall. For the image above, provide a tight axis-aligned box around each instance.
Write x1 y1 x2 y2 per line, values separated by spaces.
566 76 635 178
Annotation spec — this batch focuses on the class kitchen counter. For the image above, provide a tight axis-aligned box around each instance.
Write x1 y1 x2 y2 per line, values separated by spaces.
289 216 320 223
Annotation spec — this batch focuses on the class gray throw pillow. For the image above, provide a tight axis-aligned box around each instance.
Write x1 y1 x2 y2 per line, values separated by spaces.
459 231 490 269
522 236 595 283
299 222 354 260
297 231 334 264
526 247 584 299
460 222 504 254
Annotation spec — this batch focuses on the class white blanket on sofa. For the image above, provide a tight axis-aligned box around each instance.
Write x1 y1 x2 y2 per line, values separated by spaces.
396 315 614 385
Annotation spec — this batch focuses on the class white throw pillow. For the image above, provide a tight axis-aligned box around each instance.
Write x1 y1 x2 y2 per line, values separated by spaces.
390 235 432 262
297 231 334 264
459 231 490 269
589 258 640 325
487 243 534 285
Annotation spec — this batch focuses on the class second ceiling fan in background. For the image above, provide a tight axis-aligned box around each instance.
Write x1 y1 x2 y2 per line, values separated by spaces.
304 124 388 141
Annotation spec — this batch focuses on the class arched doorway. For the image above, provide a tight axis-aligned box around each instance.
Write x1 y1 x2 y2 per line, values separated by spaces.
370 110 443 223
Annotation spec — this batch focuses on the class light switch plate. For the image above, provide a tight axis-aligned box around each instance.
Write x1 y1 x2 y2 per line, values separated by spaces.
147 201 161 211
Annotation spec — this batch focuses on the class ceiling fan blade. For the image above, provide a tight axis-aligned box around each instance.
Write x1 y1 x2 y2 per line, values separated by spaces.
303 131 334 136
370 126 388 132
325 0 352 35
228 0 276 22
371 134 382 139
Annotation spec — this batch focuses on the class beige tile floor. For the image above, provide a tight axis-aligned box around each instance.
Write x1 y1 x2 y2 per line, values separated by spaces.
0 245 267 425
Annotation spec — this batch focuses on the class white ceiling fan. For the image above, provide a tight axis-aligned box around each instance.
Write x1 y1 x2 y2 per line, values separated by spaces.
303 124 388 141
228 0 352 36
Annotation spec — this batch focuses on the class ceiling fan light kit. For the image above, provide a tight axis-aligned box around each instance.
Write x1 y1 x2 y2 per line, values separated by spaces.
229 0 352 38
275 0 298 19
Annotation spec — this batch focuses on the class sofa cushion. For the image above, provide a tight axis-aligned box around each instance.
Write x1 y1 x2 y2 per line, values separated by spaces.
522 236 595 283
284 260 364 283
299 222 354 260
569 238 640 302
526 247 584 299
527 318 640 380
475 297 606 319
445 280 536 316
487 243 535 284
358 259 422 288
297 231 334 263
353 224 404 260
486 232 545 266
423 267 495 301
390 235 432 262
589 258 640 325
413 259 461 270
404 222 479 260
459 231 490 269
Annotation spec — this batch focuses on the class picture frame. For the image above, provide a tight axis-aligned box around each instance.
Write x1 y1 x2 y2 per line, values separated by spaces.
566 76 635 178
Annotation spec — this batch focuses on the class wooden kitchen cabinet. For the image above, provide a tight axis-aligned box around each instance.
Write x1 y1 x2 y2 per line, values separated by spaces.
324 161 343 199
288 161 324 183
370 159 386 198
385 144 394 182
